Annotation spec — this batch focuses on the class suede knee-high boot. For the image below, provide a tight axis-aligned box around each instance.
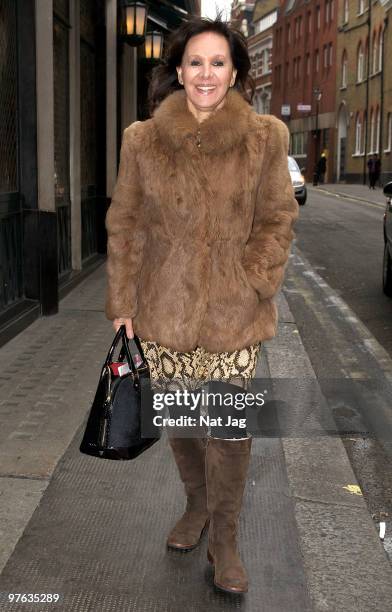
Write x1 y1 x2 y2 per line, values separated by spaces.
206 436 252 593
167 436 210 550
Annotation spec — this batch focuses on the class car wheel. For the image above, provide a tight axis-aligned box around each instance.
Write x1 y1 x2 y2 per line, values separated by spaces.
382 242 392 297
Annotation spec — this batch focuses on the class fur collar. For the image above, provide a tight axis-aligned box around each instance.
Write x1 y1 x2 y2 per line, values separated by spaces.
152 87 255 154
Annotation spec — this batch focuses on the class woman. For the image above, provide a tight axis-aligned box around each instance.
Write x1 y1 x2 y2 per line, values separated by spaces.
105 16 298 594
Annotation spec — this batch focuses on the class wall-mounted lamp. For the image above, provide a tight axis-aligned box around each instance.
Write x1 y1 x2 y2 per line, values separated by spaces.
144 31 163 60
119 0 147 46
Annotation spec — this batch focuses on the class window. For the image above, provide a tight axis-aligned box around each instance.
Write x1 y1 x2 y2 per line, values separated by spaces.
355 114 362 154
385 112 392 152
254 10 277 34
378 30 383 71
315 49 319 72
343 0 349 23
287 24 291 45
370 109 375 152
329 43 333 66
323 45 328 69
306 53 310 76
262 48 271 74
325 0 330 24
250 54 256 78
357 43 364 81
341 51 347 87
256 52 262 77
363 112 367 154
364 38 368 78
369 108 380 153
372 33 378 74
316 6 320 30
290 132 308 156
358 0 365 15
331 0 334 20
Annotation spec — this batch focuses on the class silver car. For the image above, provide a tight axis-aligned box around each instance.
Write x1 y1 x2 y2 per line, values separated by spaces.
288 156 307 205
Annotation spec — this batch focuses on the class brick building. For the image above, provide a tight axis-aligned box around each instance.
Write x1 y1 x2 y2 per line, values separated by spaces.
270 0 338 182
336 0 392 184
247 0 278 114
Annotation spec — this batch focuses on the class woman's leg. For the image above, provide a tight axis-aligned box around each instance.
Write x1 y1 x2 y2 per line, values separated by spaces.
139 339 209 550
203 344 261 593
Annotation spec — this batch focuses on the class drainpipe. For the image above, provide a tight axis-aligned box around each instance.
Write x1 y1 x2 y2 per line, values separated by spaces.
379 15 388 186
363 0 371 184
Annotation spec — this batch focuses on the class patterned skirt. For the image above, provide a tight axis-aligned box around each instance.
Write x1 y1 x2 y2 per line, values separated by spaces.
139 339 261 391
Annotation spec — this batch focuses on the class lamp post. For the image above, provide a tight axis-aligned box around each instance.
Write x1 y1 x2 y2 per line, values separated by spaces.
144 30 163 60
312 87 322 186
119 0 147 46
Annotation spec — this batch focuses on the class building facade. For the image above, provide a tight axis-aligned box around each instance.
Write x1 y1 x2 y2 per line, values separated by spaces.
247 0 278 115
0 0 199 347
270 0 338 182
336 0 392 184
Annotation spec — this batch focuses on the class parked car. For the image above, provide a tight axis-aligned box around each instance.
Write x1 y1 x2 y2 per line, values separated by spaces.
383 181 392 297
288 156 307 205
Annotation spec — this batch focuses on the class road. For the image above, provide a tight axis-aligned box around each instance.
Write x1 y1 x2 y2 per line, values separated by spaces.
283 185 392 562
292 186 392 356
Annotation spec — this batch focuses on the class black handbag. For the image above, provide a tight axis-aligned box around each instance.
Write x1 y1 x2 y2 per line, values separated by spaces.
79 325 160 460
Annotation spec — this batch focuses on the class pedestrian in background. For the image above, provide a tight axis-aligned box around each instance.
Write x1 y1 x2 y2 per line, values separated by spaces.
374 154 381 188
368 154 378 189
105 15 298 595
316 152 327 184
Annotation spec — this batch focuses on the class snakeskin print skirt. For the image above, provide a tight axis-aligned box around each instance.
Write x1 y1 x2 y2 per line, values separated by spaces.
139 338 261 391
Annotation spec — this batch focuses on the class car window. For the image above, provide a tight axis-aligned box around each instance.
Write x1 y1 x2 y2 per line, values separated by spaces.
288 157 300 173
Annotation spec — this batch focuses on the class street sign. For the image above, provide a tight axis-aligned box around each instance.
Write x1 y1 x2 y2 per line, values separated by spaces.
281 105 291 116
298 104 311 112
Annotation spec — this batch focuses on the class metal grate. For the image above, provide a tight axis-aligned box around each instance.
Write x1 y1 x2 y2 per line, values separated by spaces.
0 0 18 193
53 8 71 275
0 196 23 308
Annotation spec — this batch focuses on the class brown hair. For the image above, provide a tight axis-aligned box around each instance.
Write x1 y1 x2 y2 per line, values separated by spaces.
147 13 255 115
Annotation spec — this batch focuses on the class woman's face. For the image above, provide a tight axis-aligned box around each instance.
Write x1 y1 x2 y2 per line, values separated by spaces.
176 32 237 120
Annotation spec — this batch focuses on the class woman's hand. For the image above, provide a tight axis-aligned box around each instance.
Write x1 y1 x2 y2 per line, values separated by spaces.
113 317 134 339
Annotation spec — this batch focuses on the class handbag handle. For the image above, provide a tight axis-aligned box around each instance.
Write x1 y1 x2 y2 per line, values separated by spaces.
105 325 148 374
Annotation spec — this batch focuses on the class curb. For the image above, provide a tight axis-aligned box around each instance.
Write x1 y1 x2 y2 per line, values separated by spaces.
307 185 385 208
259 287 392 610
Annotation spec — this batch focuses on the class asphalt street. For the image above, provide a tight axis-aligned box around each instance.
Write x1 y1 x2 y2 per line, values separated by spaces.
292 185 392 356
284 183 392 564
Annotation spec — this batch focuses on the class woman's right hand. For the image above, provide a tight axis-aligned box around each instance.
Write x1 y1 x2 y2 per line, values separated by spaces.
113 317 134 339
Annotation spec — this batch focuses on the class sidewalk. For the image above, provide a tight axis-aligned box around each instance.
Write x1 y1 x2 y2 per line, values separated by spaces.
309 182 387 206
0 261 392 611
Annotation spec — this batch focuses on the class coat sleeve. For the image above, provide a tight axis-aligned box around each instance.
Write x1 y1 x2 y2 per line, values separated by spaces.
242 116 299 300
105 122 146 321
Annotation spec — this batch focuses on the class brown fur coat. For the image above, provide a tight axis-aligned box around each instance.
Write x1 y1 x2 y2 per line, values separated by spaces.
105 87 299 352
